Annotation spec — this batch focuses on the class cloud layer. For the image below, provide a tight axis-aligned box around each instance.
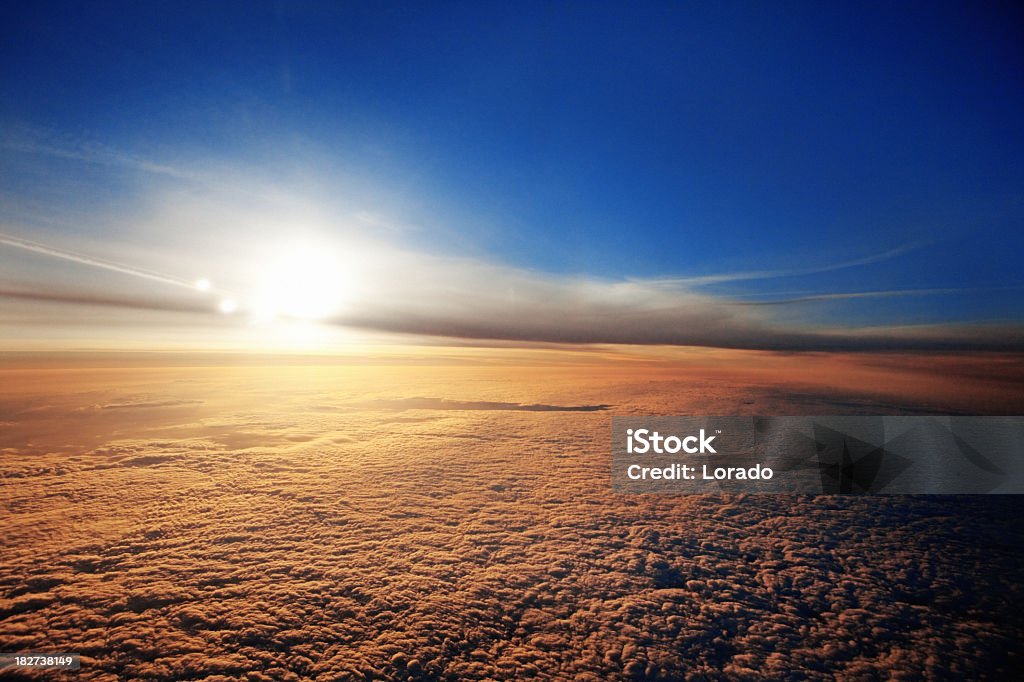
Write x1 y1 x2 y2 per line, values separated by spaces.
2 228 1022 352
325 252 1024 351
2 360 1023 679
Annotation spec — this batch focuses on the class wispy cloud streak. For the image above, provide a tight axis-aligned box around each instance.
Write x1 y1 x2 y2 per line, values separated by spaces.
734 286 1024 306
642 242 927 287
1 127 198 181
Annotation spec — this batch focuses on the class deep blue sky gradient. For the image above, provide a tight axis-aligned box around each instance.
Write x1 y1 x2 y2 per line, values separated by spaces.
2 1 1022 325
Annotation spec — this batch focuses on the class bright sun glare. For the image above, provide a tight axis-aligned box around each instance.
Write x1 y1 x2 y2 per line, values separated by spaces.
249 244 348 322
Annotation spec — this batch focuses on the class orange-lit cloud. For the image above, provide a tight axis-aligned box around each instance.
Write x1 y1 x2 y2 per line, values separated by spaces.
2 356 1022 678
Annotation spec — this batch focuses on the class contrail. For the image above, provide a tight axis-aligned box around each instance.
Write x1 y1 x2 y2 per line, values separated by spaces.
0 231 196 290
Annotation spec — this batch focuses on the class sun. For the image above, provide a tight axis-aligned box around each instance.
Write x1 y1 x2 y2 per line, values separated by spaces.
250 244 349 322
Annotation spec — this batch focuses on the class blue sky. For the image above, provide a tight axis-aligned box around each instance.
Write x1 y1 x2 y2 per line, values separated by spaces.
1 2 1022 349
